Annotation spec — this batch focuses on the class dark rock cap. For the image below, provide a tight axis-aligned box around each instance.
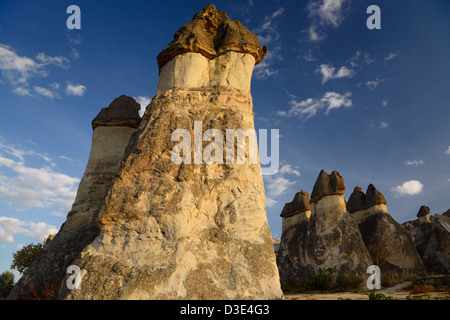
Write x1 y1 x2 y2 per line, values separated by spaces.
280 190 311 218
156 4 267 72
92 95 142 130
346 186 366 214
365 183 387 207
310 169 345 202
417 205 430 218
347 184 387 213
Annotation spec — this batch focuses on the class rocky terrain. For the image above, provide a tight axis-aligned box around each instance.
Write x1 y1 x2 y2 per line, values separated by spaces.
8 4 282 300
277 170 450 289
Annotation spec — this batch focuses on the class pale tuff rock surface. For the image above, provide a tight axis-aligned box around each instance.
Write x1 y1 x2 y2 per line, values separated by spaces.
403 208 450 274
348 185 426 278
277 170 372 284
56 6 281 300
156 4 267 72
8 96 141 300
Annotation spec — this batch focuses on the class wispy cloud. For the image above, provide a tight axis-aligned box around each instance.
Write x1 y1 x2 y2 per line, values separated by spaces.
306 0 350 41
317 64 354 83
379 121 389 129
65 83 86 96
0 216 57 243
252 8 285 79
391 180 423 198
384 52 398 61
264 163 301 208
0 43 81 99
365 77 384 90
405 160 424 167
35 53 70 69
134 96 152 117
0 143 79 211
34 86 56 99
286 91 352 120
253 46 283 79
445 146 450 155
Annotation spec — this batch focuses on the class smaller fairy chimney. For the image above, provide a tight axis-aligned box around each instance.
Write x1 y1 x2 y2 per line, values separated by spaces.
62 95 141 231
280 190 311 232
310 169 346 215
416 205 431 224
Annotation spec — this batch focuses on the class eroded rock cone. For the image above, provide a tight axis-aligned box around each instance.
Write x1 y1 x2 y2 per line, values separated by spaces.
51 5 281 299
8 95 141 300
277 170 372 285
403 208 450 274
348 184 426 278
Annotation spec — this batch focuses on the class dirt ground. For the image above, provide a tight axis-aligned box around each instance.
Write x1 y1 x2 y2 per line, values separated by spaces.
283 282 450 300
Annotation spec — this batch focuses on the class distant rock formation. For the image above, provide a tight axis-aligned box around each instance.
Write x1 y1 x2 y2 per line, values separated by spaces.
277 170 372 284
8 95 141 300
416 205 431 224
280 190 311 232
348 185 426 278
403 207 450 274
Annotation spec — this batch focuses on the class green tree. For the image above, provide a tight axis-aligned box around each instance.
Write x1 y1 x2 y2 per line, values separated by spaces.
0 270 15 299
10 236 53 274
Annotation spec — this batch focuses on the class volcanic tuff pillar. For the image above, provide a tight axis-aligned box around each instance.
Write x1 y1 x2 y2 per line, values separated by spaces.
58 5 282 299
7 95 141 300
277 170 372 284
347 184 426 278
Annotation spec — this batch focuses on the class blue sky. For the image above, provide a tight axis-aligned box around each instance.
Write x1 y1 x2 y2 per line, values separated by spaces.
0 0 449 276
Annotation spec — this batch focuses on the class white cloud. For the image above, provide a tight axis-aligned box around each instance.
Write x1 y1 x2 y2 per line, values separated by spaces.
0 143 79 211
317 64 354 83
365 77 384 90
252 8 285 79
405 160 424 167
0 43 73 97
59 155 73 161
265 196 277 208
0 44 42 84
384 52 397 61
0 216 57 243
253 46 283 79
263 163 301 208
382 100 389 107
34 86 55 99
255 7 285 44
70 48 80 60
445 146 450 155
391 180 423 198
265 176 296 199
35 53 70 69
303 50 317 62
13 86 32 97
278 164 301 177
306 0 350 41
65 83 86 96
134 96 152 117
287 91 352 119
379 121 389 129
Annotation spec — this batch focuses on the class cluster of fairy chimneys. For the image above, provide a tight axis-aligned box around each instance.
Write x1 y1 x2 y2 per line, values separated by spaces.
280 169 431 231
